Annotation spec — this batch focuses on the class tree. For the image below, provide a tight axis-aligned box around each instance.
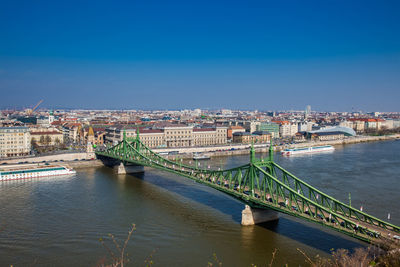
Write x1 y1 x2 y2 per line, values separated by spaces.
39 135 45 145
31 138 39 150
45 135 52 146
55 137 61 147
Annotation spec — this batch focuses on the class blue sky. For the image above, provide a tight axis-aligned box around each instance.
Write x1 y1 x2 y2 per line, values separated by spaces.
1 0 399 111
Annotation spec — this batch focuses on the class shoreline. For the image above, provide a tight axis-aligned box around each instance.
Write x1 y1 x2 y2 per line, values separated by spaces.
165 134 400 160
1 134 398 168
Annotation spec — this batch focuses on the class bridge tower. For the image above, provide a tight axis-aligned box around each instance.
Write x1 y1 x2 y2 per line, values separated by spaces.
241 142 279 225
117 128 145 175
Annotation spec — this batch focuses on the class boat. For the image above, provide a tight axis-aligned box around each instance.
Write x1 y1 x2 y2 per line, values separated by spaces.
193 153 211 160
0 164 76 181
281 145 334 156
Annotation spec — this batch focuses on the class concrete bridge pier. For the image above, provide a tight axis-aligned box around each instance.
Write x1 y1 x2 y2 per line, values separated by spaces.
117 163 144 174
241 205 279 226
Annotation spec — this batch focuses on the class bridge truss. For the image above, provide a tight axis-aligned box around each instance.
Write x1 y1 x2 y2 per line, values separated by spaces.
95 131 400 243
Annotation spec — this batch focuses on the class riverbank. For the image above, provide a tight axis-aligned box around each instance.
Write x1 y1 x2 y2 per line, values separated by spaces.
1 134 398 166
276 134 400 151
165 134 400 159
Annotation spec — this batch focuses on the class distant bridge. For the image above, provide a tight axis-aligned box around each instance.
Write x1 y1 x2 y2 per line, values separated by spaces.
96 130 400 243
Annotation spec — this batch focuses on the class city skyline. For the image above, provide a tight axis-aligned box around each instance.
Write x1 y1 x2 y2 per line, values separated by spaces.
1 1 400 111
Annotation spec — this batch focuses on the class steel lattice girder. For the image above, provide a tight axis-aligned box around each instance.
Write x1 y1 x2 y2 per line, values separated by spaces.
95 138 400 243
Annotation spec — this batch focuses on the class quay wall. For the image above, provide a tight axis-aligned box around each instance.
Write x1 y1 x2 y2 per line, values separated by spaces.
164 134 400 159
0 152 96 165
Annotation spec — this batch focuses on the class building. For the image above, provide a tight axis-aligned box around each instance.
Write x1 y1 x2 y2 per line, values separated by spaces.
232 131 271 144
105 124 227 148
298 122 313 132
310 132 345 141
227 126 246 140
347 118 387 132
232 132 252 144
30 128 64 146
305 105 311 118
257 122 279 138
381 120 394 130
294 132 307 142
193 127 227 146
243 121 260 133
252 131 272 143
272 121 297 137
163 124 193 147
0 127 31 158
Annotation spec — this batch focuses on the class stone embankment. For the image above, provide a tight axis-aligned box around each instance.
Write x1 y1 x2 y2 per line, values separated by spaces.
164 134 400 159
275 134 400 151
0 152 100 169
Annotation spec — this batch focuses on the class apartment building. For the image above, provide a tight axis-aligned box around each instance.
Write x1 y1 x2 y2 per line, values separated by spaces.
272 121 298 137
0 127 31 158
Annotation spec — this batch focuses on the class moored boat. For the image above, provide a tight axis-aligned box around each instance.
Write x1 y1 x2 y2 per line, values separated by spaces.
281 145 334 156
193 153 211 160
0 164 76 181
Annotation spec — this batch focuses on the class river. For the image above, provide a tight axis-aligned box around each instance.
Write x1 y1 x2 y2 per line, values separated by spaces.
0 140 399 266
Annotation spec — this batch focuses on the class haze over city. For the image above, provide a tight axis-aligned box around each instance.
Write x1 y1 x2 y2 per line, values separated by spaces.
1 0 400 111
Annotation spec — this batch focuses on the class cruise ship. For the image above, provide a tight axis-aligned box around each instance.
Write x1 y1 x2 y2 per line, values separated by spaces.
0 164 76 181
281 145 334 156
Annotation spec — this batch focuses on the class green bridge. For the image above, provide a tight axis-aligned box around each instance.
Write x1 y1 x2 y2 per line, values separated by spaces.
95 130 400 244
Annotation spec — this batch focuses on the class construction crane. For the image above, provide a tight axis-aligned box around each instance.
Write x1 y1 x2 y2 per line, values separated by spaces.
26 100 43 115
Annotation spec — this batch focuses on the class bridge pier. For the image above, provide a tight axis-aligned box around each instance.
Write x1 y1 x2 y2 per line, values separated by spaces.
241 205 279 226
117 163 144 174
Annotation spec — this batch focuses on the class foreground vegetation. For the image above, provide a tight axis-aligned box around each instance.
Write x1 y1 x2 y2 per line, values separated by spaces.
97 224 400 267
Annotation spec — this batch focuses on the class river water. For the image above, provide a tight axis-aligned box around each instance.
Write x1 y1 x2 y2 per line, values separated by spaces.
0 140 399 266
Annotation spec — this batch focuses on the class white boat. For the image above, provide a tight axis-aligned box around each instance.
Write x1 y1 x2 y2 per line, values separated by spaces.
281 145 334 156
193 153 211 160
0 164 76 181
